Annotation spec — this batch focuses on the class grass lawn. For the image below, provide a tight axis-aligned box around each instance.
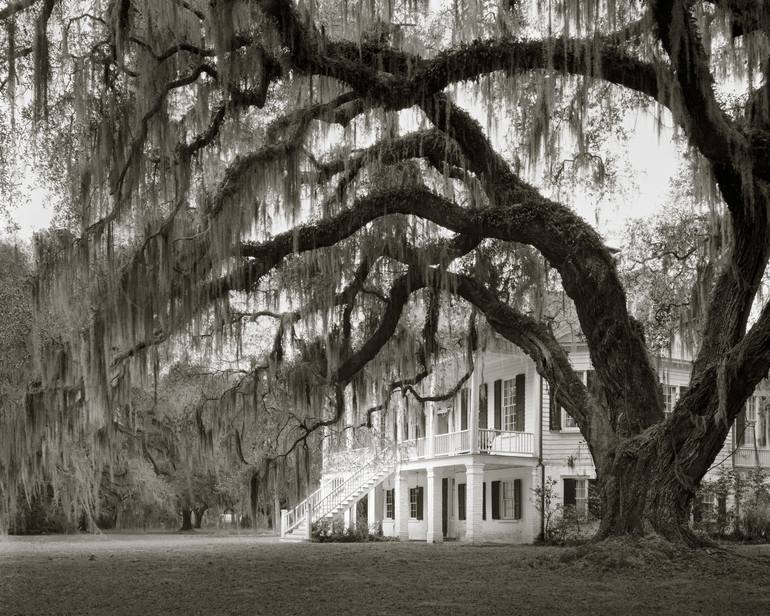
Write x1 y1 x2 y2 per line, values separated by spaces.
2 533 769 615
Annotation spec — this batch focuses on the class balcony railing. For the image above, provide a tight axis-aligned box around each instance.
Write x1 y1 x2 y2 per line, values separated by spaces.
734 447 770 468
398 429 534 461
433 429 471 456
477 429 534 456
325 429 535 471
400 437 427 460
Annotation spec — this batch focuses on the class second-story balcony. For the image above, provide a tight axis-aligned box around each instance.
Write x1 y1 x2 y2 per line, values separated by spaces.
734 447 770 468
400 428 535 462
323 428 536 476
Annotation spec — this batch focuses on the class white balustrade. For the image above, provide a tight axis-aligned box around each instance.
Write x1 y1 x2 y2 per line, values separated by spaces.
734 447 770 468
477 429 534 455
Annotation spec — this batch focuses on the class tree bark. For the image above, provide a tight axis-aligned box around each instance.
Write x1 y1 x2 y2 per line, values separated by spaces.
180 508 193 531
192 506 207 529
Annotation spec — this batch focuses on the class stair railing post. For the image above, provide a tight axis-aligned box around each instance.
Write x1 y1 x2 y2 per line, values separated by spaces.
280 509 287 538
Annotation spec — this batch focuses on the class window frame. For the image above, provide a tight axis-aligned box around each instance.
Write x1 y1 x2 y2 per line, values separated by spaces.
563 477 589 516
662 384 679 415
501 480 515 519
560 371 586 431
502 378 516 431
408 487 423 520
385 489 394 519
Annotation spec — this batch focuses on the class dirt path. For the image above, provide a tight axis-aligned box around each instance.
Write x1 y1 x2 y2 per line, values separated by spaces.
1 533 768 615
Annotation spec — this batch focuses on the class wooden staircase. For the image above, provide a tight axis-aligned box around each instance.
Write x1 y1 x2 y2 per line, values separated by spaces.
280 453 393 542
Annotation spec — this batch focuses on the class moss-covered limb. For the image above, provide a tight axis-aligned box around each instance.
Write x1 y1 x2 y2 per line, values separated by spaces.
265 92 362 141
172 0 206 21
641 2 770 385
702 0 770 37
648 1 759 175
226 184 622 414
0 0 39 21
251 0 660 434
84 63 218 236
257 0 665 106
311 129 465 186
420 94 663 437
689 183 770 382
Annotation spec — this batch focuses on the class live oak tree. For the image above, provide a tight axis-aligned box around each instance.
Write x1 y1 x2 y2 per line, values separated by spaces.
2 0 770 545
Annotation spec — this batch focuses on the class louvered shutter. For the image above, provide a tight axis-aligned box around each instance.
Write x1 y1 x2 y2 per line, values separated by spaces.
479 383 488 430
514 479 522 520
563 478 577 507
458 483 466 520
549 385 561 430
514 374 525 431
736 407 747 447
416 487 424 520
482 481 487 520
460 388 468 430
494 380 502 430
491 481 500 519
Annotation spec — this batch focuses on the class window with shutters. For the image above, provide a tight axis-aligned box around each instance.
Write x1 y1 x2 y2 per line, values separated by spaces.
460 388 468 431
502 379 516 431
385 489 394 519
737 396 770 448
458 483 466 521
409 487 423 520
479 383 488 430
501 481 515 519
561 371 594 430
563 478 589 515
492 479 521 520
548 381 561 431
662 384 679 414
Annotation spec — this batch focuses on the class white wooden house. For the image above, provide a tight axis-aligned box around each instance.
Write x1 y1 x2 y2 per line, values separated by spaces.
280 331 770 542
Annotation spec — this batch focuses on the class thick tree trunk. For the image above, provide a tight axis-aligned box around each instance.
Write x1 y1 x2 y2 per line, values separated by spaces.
598 462 699 545
250 472 259 529
180 508 193 531
193 506 207 529
592 410 731 546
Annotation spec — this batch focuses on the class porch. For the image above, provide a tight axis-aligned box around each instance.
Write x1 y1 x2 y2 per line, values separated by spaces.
400 428 535 461
366 461 539 544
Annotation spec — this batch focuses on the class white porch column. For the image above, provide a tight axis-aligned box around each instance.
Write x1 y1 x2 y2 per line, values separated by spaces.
470 352 480 453
343 503 354 531
465 462 484 543
426 468 443 543
367 487 382 532
395 470 410 540
530 467 541 541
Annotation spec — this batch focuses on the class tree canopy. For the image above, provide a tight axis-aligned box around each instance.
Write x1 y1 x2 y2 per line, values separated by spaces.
1 0 769 543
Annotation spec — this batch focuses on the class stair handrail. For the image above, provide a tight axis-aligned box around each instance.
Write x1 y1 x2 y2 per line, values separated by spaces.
310 448 395 525
283 474 345 536
282 447 395 536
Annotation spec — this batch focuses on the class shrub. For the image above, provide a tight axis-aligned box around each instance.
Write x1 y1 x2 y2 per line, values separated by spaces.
311 518 393 542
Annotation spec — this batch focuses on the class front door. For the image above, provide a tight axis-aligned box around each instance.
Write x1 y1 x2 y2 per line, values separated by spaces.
441 478 448 537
